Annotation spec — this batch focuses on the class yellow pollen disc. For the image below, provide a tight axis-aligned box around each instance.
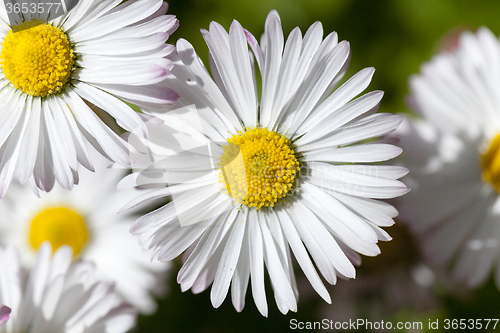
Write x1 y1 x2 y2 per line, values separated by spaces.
29 207 89 258
219 127 299 209
481 133 500 192
0 20 75 97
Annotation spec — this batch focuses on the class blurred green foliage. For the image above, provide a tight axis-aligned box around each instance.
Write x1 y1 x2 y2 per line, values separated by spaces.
133 0 500 332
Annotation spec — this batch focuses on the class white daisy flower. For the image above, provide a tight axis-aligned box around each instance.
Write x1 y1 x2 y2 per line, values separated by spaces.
0 0 179 197
0 148 170 314
0 243 136 333
394 27 500 288
122 10 408 316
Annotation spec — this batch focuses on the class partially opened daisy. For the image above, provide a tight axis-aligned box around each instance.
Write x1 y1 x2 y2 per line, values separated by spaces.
122 11 408 316
0 148 169 314
395 27 500 288
0 0 178 197
0 243 136 333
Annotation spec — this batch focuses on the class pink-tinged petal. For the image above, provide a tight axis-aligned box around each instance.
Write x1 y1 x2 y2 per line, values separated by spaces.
0 305 11 327
244 29 263 70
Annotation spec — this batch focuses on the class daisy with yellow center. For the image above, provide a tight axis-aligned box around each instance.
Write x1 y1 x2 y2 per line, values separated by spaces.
122 11 408 316
394 27 500 290
0 149 170 314
0 0 179 197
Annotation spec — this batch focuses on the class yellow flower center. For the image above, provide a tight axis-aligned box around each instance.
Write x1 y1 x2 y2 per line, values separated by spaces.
29 207 89 258
0 20 75 97
481 133 500 192
219 127 299 209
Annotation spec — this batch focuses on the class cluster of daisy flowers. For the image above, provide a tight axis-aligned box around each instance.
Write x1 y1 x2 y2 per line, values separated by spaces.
1 0 499 331
0 0 178 331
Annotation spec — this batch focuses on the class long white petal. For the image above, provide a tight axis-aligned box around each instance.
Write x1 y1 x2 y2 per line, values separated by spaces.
277 209 331 303
248 210 268 317
211 210 247 308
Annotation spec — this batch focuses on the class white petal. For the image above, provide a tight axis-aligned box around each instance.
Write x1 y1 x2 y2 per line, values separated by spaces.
70 0 162 42
248 210 268 317
303 143 403 163
191 247 221 294
0 98 31 197
90 82 178 106
286 38 348 136
56 97 94 171
43 101 75 189
210 210 247 308
335 164 408 180
76 33 169 56
16 97 42 184
48 97 78 171
259 13 283 127
288 202 337 285
231 225 250 312
229 20 258 127
301 186 381 257
298 114 402 152
63 89 131 166
41 275 64 320
307 161 407 188
75 59 170 85
62 0 122 31
277 209 331 303
32 126 56 193
157 221 210 261
202 23 254 127
297 90 383 144
302 183 379 243
331 191 396 227
293 198 357 277
268 27 302 129
0 90 25 149
179 211 236 291
175 38 241 130
73 82 147 137
286 21 324 101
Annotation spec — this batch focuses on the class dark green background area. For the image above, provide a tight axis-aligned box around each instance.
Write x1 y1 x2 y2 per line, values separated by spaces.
133 1 500 332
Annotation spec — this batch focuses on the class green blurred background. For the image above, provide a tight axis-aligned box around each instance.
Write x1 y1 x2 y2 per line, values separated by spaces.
132 0 500 332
